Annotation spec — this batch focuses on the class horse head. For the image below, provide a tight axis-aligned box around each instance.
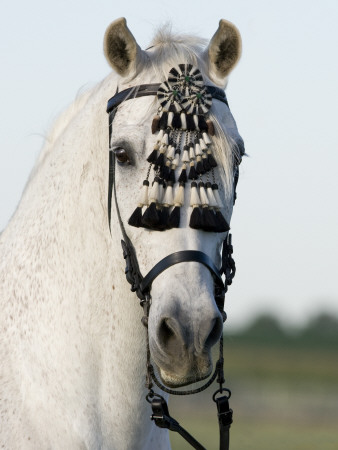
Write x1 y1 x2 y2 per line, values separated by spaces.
104 18 243 389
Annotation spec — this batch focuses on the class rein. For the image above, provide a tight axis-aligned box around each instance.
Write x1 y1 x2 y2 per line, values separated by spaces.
107 83 236 450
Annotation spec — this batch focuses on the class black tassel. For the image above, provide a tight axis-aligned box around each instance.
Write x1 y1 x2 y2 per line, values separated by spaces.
141 202 160 228
202 155 211 172
147 149 158 164
128 206 143 228
188 165 197 180
168 169 176 183
159 112 168 129
196 159 205 175
156 152 165 168
207 153 217 168
198 115 208 131
168 206 180 228
201 208 217 231
215 210 230 232
158 177 165 191
172 113 182 129
161 164 170 180
158 206 170 230
178 168 187 183
189 206 203 229
186 114 196 131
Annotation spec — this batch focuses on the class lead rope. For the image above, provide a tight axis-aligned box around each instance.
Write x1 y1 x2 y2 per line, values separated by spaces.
108 109 234 450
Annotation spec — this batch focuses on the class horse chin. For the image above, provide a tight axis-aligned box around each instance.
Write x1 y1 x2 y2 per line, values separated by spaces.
158 367 212 388
154 355 213 388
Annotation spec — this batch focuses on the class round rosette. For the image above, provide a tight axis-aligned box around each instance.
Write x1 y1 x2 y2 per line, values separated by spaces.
168 64 204 92
180 86 213 115
157 80 183 113
158 64 213 115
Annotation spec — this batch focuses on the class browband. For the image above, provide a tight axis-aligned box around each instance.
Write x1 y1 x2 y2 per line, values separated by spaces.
106 83 229 113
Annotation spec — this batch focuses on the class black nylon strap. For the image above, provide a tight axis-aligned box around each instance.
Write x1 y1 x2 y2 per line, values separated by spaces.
140 250 224 294
106 84 229 113
215 396 233 450
150 395 206 450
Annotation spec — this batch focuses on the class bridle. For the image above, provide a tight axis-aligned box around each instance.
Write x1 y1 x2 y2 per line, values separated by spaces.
106 82 238 450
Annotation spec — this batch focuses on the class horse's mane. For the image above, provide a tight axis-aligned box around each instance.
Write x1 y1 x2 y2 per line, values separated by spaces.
33 86 96 167
26 80 110 187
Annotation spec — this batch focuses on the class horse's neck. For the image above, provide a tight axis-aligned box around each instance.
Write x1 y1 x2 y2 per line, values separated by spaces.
0 80 169 448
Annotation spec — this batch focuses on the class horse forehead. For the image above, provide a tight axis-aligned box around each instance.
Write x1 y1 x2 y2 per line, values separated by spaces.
115 95 156 121
111 122 148 144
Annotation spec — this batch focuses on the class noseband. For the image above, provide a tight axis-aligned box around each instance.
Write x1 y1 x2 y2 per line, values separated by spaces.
107 82 237 450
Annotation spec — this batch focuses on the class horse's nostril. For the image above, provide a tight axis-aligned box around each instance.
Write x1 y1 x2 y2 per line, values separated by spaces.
158 318 182 355
204 316 223 349
160 319 174 340
157 314 223 356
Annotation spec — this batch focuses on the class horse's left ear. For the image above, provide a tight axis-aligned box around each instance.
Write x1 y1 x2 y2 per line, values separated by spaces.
205 19 242 86
104 17 146 77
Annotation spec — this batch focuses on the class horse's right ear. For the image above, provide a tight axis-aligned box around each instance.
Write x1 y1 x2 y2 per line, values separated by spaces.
104 18 145 77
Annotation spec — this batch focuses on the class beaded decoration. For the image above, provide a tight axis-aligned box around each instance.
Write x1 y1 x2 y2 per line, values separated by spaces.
128 64 230 232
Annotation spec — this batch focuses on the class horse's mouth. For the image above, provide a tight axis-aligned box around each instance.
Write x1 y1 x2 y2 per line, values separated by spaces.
149 338 214 388
158 366 212 388
151 351 213 388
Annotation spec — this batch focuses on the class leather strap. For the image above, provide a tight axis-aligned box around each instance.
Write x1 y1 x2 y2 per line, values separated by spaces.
108 138 145 300
107 83 229 113
140 250 224 295
215 395 233 450
150 395 206 450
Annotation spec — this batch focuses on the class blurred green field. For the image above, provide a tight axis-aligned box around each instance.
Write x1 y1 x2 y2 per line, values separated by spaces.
169 321 338 450
170 416 338 450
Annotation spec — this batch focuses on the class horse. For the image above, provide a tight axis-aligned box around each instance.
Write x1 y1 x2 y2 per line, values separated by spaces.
0 17 244 449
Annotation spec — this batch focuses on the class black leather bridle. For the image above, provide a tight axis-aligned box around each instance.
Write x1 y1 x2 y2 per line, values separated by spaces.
106 83 236 450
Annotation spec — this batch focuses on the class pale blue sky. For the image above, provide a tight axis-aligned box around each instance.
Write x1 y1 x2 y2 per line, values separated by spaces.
1 0 337 328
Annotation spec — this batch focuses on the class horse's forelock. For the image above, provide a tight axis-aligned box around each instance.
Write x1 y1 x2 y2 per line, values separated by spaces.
150 24 207 52
145 25 208 80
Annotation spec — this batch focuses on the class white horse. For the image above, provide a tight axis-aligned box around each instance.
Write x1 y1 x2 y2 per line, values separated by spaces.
0 18 243 449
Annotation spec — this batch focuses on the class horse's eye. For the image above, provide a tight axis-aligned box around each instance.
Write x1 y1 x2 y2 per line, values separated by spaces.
114 148 131 165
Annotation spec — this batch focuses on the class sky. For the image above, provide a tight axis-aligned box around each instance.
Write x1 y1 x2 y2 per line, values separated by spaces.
1 0 337 329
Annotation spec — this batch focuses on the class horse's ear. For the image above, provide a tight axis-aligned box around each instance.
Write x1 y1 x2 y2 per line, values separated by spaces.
205 19 242 86
104 18 145 77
